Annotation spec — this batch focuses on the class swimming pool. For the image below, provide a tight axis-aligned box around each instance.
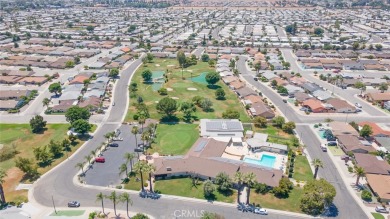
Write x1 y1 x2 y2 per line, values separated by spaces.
244 154 276 168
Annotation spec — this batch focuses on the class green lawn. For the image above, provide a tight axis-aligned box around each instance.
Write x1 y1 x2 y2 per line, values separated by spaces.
123 172 149 191
155 178 236 203
50 210 85 216
371 212 385 219
125 58 250 122
293 155 313 182
254 125 297 148
148 124 199 155
0 124 88 202
250 188 304 213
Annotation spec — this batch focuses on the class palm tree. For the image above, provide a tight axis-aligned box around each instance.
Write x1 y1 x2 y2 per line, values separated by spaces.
124 152 136 173
243 172 257 205
131 126 139 147
133 161 147 192
234 172 244 203
75 162 85 175
104 131 115 143
354 167 365 186
312 158 323 179
119 163 128 179
42 97 50 108
84 154 92 165
120 193 133 218
145 163 156 192
138 115 146 131
106 191 119 216
141 130 151 150
0 169 7 204
90 150 96 159
96 192 105 215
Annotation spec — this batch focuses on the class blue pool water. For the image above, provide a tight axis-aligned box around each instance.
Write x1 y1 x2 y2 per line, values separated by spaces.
244 154 276 168
318 130 326 139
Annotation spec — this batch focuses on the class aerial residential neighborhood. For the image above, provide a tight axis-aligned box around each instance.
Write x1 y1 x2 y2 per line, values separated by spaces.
0 0 390 219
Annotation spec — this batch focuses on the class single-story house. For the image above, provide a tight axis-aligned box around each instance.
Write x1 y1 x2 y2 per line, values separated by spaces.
200 119 244 138
354 153 390 175
326 98 356 113
302 99 326 113
366 174 390 202
249 102 275 119
329 121 359 136
337 135 375 154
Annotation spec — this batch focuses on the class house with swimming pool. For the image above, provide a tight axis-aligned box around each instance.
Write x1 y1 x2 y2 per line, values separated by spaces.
152 120 288 187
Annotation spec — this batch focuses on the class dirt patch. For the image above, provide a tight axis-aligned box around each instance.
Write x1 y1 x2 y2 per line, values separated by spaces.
3 167 28 202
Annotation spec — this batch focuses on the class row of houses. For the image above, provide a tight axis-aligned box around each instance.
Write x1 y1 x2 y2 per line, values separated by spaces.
0 55 74 69
0 45 100 58
0 70 55 85
50 72 111 113
25 38 118 49
88 50 134 69
0 90 31 111
328 121 390 202
217 57 276 119
300 57 390 71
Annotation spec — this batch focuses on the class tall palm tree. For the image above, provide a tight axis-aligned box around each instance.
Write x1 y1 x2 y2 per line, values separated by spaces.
96 192 105 215
234 172 244 203
106 191 119 216
138 115 146 131
312 158 323 179
120 193 133 218
133 161 147 192
354 167 365 186
75 162 85 175
243 172 257 205
0 169 7 204
131 126 139 147
141 130 151 150
85 154 92 165
119 163 128 178
145 163 156 192
90 150 96 159
124 152 136 173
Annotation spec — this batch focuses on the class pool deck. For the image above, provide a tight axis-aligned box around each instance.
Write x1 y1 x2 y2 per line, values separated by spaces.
223 143 287 171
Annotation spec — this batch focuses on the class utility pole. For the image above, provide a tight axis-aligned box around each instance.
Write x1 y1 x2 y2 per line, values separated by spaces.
52 196 57 214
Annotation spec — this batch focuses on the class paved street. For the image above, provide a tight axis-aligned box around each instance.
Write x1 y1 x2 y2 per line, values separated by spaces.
85 125 140 186
237 56 369 219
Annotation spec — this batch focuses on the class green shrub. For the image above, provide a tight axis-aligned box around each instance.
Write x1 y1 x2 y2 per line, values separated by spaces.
314 124 319 128
89 212 97 219
144 182 148 187
115 185 122 189
133 114 139 120
158 88 168 95
348 166 353 173
361 190 372 201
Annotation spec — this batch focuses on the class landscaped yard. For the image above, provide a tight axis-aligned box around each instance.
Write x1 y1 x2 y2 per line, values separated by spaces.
148 124 199 155
0 124 89 202
123 172 149 191
254 125 298 148
154 177 237 203
328 146 344 156
250 188 304 213
50 210 85 216
125 58 250 122
293 155 313 182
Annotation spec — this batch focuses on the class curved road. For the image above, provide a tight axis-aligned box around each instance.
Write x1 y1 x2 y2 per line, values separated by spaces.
31 57 309 219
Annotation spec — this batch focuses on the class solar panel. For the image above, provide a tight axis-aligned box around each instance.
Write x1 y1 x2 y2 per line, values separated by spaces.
194 139 208 152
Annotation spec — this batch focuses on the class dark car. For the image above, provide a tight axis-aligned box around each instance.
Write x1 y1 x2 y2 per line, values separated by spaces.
282 99 287 103
68 201 80 207
328 141 337 146
108 143 119 147
134 148 143 152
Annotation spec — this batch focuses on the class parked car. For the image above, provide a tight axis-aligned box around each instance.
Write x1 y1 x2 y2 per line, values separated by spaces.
320 144 327 152
328 141 337 146
95 157 105 163
253 77 258 81
282 99 287 103
112 102 115 106
355 103 362 108
375 206 389 213
254 208 268 215
108 143 119 147
112 137 123 141
134 148 143 152
68 201 80 207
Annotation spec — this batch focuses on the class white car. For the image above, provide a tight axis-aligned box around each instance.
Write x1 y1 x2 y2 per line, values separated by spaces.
355 103 362 108
112 137 123 141
254 208 268 215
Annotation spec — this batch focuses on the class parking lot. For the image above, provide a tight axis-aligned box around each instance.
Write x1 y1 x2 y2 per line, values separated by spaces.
84 124 140 186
